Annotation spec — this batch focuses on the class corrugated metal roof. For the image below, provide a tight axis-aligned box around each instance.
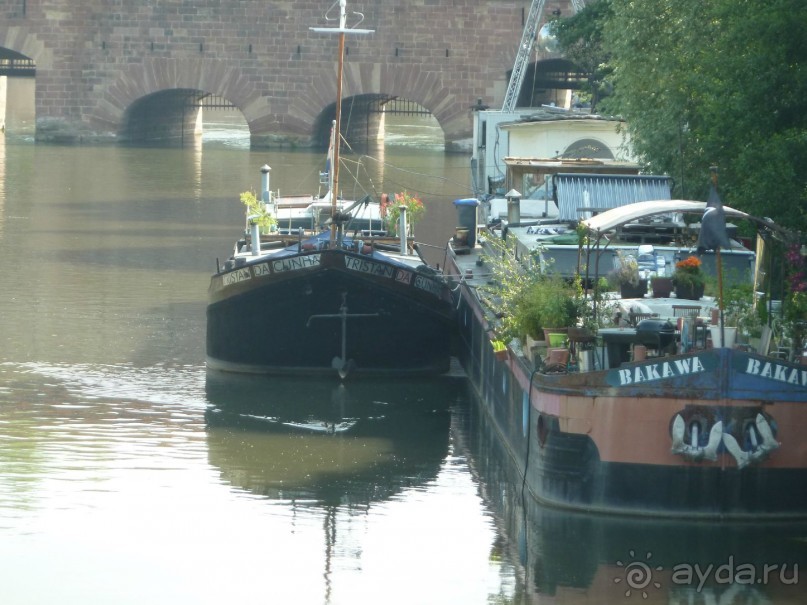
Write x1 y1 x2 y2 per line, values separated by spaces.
554 173 672 221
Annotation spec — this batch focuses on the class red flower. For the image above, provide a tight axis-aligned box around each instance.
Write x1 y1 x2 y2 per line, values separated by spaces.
675 256 702 271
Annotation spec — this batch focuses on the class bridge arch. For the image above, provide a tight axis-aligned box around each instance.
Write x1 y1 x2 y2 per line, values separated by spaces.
303 62 462 150
0 27 51 135
122 89 203 143
90 57 264 144
0 26 51 69
312 94 442 149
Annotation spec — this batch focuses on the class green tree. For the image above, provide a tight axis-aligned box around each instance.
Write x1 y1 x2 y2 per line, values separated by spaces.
554 0 807 232
550 0 614 112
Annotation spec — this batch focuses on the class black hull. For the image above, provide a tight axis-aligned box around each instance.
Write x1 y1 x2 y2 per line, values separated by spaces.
207 249 454 376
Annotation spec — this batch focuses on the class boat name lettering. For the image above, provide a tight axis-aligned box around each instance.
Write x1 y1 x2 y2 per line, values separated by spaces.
272 254 321 273
395 270 413 285
615 356 706 386
743 358 807 386
414 275 442 297
223 268 252 286
344 257 395 278
252 263 271 277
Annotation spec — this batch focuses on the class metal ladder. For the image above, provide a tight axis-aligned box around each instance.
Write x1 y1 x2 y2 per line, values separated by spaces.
501 0 547 111
570 0 586 13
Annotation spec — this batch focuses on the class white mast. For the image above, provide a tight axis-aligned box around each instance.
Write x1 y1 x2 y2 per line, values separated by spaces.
311 1 374 241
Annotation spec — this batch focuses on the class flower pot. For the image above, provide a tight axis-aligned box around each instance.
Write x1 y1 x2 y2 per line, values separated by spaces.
620 280 648 299
543 328 568 345
494 348 508 361
674 283 705 300
651 277 673 298
709 325 737 348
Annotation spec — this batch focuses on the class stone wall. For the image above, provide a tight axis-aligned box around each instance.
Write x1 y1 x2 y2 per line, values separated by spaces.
0 0 577 147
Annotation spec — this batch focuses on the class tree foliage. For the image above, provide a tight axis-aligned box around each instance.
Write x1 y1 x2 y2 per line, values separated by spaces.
550 0 614 111
555 0 807 232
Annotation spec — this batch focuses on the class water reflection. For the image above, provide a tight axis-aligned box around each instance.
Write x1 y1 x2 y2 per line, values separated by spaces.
202 373 521 604
0 363 520 604
205 372 459 505
458 392 807 604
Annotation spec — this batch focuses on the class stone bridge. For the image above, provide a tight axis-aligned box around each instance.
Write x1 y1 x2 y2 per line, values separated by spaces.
0 0 579 149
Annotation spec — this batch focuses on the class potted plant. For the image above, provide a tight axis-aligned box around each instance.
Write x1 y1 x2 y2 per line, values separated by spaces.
784 291 807 360
241 190 277 234
651 275 674 298
715 282 761 346
515 290 545 352
610 251 647 299
478 235 540 345
385 190 425 237
672 255 706 300
491 338 508 361
783 243 807 360
515 273 580 346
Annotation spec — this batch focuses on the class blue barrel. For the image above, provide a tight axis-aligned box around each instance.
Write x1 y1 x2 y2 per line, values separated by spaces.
453 198 479 248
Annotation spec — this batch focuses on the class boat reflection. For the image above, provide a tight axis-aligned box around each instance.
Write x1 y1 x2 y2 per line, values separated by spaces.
458 395 807 604
205 371 459 505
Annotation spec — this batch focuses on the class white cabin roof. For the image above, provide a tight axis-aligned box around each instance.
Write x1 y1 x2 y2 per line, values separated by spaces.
581 200 748 234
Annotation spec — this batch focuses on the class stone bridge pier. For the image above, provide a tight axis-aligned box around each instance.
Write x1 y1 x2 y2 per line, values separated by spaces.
0 0 579 149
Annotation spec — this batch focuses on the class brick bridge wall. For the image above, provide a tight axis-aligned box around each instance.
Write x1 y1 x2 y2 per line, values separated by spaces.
0 0 575 148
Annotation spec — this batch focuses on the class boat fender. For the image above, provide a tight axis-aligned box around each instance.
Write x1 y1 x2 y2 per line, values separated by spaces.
302 242 316 251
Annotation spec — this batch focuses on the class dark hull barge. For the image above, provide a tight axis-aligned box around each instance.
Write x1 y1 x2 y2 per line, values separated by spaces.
208 233 454 376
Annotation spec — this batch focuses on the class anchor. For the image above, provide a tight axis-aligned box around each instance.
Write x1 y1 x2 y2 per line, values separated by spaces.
671 414 723 461
306 292 382 379
721 413 780 469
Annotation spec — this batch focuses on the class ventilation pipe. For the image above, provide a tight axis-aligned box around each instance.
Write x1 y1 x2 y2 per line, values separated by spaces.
399 205 408 255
